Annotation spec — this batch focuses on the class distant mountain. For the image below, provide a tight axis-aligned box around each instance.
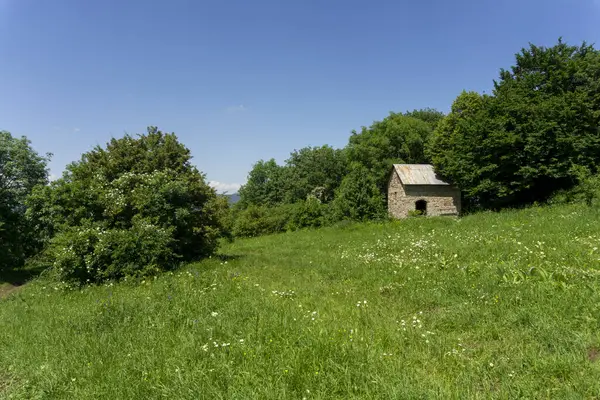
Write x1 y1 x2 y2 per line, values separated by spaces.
225 193 240 204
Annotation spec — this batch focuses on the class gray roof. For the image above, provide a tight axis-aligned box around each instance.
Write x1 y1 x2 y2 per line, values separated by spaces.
392 164 450 185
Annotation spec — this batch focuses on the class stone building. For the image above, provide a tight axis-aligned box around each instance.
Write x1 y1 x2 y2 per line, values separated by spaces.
388 164 461 218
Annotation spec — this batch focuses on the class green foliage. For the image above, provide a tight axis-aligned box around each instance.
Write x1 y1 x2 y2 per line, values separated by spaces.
407 209 425 217
237 159 286 208
403 108 446 131
282 146 348 204
73 126 195 181
238 146 347 208
287 196 328 229
26 127 226 283
347 112 436 194
0 131 50 271
49 220 176 283
429 40 600 209
550 169 600 206
232 196 329 238
329 165 386 221
427 91 503 207
232 203 298 237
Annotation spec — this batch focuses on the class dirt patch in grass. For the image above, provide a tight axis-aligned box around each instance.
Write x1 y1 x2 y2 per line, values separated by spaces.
588 346 600 362
0 283 24 299
0 265 46 299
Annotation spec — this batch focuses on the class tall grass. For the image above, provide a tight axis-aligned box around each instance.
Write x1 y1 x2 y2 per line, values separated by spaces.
1 203 600 398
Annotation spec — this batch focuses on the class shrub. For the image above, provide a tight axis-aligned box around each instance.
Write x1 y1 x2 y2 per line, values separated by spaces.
329 165 386 222
232 204 299 237
232 197 330 238
49 220 176 284
549 171 600 206
287 196 328 230
26 127 227 284
408 209 425 217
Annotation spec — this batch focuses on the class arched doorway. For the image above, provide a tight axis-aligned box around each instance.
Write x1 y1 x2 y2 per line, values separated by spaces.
415 199 427 216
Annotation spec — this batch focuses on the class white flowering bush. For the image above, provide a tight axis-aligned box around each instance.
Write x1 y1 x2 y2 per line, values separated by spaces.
49 220 176 283
26 127 229 284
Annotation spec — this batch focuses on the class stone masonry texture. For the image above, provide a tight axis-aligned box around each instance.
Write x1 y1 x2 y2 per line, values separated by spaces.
387 170 461 219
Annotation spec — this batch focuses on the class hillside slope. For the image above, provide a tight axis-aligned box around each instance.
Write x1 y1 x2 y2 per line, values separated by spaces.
1 204 600 398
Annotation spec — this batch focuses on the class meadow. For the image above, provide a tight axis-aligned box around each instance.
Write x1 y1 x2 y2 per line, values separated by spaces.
1 203 600 399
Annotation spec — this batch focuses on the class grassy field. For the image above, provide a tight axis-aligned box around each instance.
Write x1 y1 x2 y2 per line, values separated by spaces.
1 203 600 399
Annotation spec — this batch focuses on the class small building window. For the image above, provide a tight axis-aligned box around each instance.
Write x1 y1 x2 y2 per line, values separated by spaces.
415 199 427 216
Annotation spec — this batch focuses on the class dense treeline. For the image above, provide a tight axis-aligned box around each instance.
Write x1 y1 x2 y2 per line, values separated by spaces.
234 39 600 235
2 39 600 283
429 40 600 209
232 109 443 236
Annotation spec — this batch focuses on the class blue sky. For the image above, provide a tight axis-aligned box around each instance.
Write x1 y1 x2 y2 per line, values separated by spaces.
1 0 599 193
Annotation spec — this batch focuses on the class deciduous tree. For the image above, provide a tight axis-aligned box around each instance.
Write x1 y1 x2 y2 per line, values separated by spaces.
346 113 434 195
329 164 386 221
0 131 49 271
429 40 600 209
282 145 347 204
237 159 286 208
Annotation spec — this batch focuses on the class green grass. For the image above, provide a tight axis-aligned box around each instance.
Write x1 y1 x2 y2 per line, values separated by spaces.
2 203 600 398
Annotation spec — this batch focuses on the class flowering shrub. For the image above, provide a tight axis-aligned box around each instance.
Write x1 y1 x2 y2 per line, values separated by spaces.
49 221 176 284
26 128 228 284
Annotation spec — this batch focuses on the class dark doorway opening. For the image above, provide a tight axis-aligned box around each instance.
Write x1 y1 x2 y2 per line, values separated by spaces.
415 200 427 216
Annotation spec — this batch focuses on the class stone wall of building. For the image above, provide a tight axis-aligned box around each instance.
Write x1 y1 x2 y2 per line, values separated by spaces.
388 172 461 219
388 171 406 218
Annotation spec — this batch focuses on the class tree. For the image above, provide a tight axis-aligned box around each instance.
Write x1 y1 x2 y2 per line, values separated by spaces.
282 145 347 204
346 113 434 195
237 159 286 208
403 108 446 131
427 91 505 208
238 146 348 208
26 127 227 283
329 164 386 221
0 131 50 271
429 40 600 209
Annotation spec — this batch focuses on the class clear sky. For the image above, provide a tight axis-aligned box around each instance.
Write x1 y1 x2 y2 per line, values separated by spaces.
1 0 599 193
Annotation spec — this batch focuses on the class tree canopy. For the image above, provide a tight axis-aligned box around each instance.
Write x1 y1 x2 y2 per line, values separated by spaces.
329 164 386 221
429 40 600 208
0 131 50 271
237 159 286 208
403 108 446 131
347 112 436 195
282 145 347 204
238 146 348 208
